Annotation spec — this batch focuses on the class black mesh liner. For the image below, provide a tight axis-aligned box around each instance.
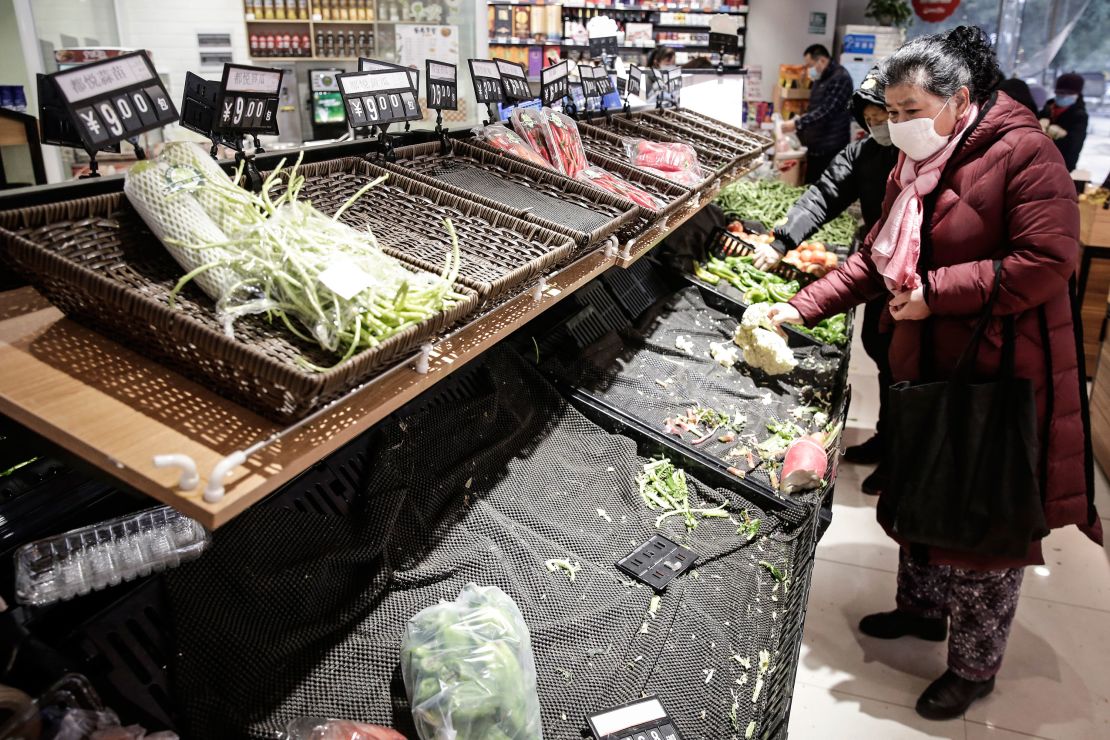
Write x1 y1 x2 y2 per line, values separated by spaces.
539 286 845 500
165 347 809 739
423 159 613 233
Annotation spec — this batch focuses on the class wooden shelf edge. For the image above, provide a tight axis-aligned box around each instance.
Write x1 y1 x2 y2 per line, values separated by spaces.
0 170 734 529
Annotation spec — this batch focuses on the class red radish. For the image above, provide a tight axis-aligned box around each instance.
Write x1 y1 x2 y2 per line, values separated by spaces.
780 434 828 493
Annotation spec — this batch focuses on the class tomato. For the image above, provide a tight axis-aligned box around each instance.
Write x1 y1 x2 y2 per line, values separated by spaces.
727 222 744 234
824 253 839 267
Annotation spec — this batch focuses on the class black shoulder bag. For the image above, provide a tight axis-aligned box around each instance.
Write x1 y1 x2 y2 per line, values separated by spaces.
880 263 1050 558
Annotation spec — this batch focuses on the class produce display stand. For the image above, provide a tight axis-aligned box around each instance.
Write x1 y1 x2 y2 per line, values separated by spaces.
0 129 752 530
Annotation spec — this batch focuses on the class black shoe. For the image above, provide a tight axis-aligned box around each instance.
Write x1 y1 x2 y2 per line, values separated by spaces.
859 610 948 641
843 435 883 464
916 670 995 720
860 466 886 496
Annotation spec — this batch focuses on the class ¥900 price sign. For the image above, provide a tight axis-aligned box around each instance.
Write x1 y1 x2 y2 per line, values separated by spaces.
215 64 282 135
337 69 422 127
48 50 177 151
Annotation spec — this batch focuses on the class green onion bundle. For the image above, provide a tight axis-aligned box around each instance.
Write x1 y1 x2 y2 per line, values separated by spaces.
125 142 464 369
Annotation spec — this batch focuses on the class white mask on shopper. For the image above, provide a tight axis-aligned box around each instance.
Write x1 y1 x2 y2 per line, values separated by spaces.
869 122 893 146
888 97 953 161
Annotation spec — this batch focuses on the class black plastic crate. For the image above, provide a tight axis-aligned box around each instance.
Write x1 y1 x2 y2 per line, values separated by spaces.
601 258 675 321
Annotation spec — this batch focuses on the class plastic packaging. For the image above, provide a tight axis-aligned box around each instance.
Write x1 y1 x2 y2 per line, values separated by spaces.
284 717 406 740
625 138 700 174
401 584 543 740
14 505 210 606
475 123 553 170
638 165 704 187
510 107 560 171
575 166 663 210
541 107 589 178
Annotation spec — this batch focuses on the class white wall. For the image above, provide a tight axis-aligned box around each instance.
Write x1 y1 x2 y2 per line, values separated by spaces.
745 0 839 101
32 0 119 66
115 0 251 114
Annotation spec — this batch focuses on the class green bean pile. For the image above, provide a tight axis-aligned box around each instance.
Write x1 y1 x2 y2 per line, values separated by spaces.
715 179 859 246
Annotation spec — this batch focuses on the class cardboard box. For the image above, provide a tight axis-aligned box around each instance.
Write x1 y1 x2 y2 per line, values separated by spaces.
1080 200 1110 247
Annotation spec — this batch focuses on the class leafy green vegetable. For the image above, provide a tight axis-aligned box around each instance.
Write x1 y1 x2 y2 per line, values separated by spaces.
737 510 761 542
793 312 849 346
756 421 804 460
637 457 728 530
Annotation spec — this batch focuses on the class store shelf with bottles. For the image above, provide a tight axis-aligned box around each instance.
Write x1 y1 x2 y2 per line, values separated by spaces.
244 17 313 24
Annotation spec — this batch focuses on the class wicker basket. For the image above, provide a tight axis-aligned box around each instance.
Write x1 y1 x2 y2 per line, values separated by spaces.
604 112 758 173
465 135 695 222
575 119 728 180
374 139 640 249
286 157 576 302
0 187 480 423
654 108 774 153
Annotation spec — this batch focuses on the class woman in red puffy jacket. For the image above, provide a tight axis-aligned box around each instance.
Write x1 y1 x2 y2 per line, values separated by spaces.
770 26 1102 720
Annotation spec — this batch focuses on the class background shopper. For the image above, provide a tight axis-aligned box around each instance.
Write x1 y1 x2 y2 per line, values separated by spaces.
769 25 1102 720
1038 72 1089 172
780 44 854 184
754 69 899 488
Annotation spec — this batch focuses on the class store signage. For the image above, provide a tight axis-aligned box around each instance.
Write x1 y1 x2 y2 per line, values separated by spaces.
616 533 696 591
495 59 532 101
588 34 619 59
627 65 644 97
359 57 419 96
913 0 961 22
707 14 741 55
337 69 422 128
45 50 177 151
37 73 120 152
425 60 458 110
580 64 603 99
596 66 615 96
540 60 569 106
468 59 504 104
214 63 281 135
588 696 680 740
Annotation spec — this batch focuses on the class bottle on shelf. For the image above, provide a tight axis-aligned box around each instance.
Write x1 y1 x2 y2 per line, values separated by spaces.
302 33 311 56
316 29 325 54
325 30 335 56
357 30 367 57
249 33 259 56
347 31 356 57
275 0 286 20
320 0 332 20
291 33 301 56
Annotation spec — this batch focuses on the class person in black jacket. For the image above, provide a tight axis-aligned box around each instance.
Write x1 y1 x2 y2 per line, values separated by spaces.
1038 73 1088 172
754 69 899 492
780 44 854 184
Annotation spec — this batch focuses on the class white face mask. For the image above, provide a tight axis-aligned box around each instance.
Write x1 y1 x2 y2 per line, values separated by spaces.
869 122 892 146
888 97 954 161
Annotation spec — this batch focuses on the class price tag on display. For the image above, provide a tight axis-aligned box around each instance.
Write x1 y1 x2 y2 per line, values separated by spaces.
337 69 422 128
180 71 219 138
45 50 177 152
627 65 644 97
425 60 458 111
494 59 532 102
588 34 618 59
540 60 569 106
587 696 682 740
580 65 600 99
214 63 282 135
359 57 419 96
708 14 742 55
667 68 683 105
596 67 616 96
468 59 504 104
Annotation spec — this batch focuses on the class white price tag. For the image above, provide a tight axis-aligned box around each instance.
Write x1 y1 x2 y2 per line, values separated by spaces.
318 258 374 301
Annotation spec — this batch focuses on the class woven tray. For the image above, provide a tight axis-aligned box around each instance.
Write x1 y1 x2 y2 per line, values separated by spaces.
465 135 694 221
0 191 479 423
650 109 774 154
374 140 639 249
575 119 727 180
606 111 757 167
286 157 575 302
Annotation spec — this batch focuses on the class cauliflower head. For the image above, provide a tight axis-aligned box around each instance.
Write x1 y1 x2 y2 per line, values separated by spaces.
733 304 798 376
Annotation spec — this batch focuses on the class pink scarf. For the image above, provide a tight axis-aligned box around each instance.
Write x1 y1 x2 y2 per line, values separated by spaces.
872 104 980 293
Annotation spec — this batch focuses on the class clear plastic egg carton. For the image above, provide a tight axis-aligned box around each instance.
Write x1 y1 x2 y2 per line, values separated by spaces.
14 505 210 606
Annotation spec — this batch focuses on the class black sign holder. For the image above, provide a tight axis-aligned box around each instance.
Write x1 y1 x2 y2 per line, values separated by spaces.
359 58 420 133
468 59 504 127
338 68 422 162
540 60 570 118
39 50 176 177
426 59 458 154
624 65 646 116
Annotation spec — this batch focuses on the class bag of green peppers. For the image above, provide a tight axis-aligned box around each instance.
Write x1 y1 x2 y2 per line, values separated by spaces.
401 584 543 740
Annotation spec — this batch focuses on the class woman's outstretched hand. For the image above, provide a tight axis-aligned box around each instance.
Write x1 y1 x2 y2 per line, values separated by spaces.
767 303 804 337
889 287 931 320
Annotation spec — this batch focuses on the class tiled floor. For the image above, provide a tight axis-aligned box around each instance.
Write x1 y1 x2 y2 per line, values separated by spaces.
787 331 1110 740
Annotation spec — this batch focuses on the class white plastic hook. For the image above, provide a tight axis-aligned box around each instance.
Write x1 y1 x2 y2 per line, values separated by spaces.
532 276 548 302
204 450 247 503
414 342 434 374
152 454 199 491
603 235 619 258
621 239 635 260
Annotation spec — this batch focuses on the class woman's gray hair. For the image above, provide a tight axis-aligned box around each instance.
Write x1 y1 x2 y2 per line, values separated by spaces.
879 25 1000 104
